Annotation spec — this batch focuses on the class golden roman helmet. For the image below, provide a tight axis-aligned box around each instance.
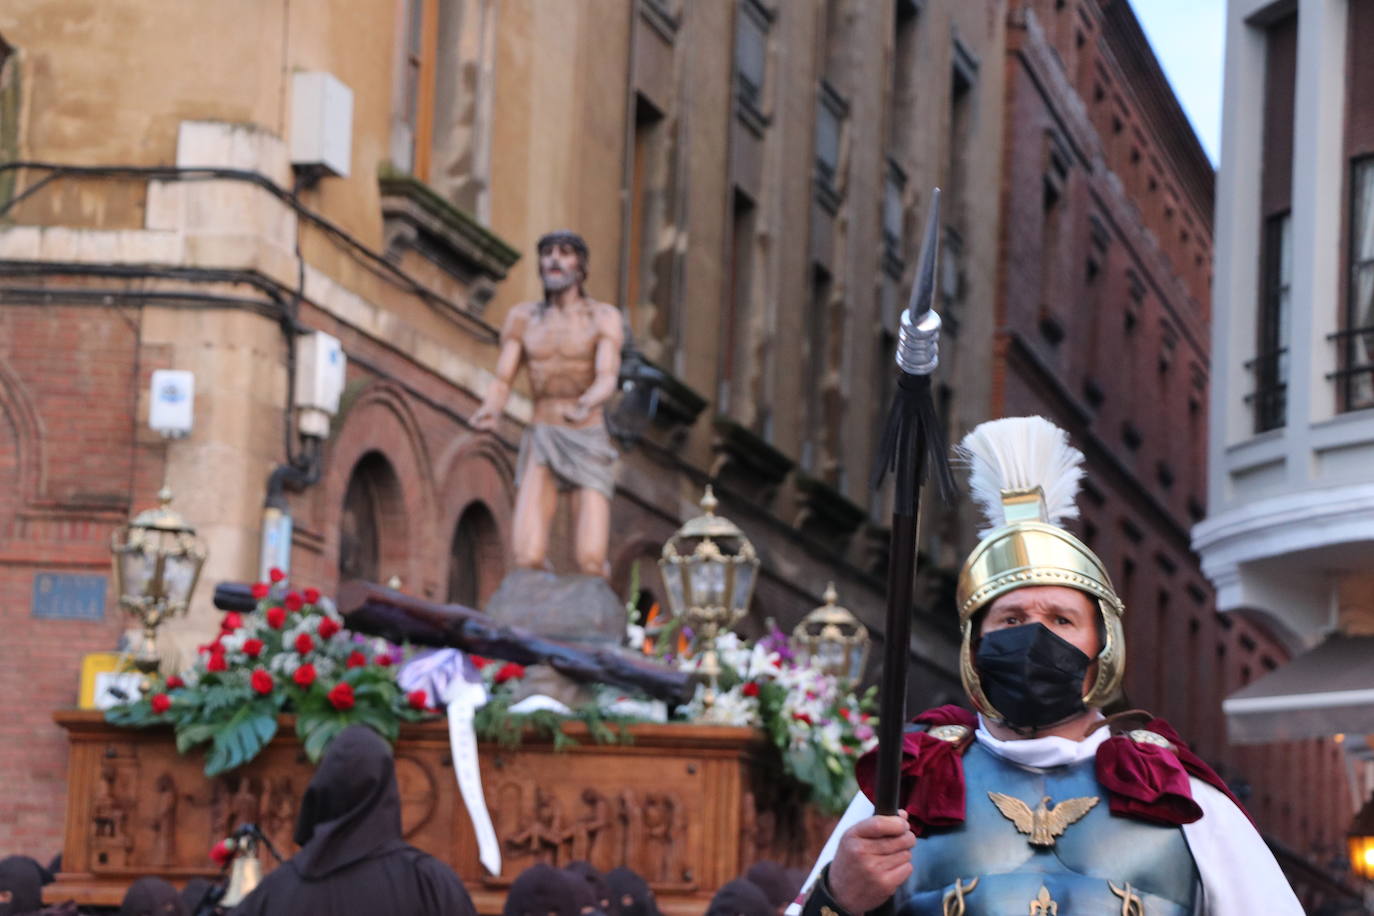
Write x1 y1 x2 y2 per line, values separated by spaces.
953 417 1125 721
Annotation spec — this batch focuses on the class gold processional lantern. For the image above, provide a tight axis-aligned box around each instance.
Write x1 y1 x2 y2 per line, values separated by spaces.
792 582 871 683
1349 792 1374 881
110 487 207 690
659 485 760 706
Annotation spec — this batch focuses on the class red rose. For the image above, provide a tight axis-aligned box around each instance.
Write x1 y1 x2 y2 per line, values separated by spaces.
210 838 235 867
470 655 490 669
166 676 185 689
220 612 243 633
742 681 760 698
284 592 304 612
838 707 851 721
243 638 264 658
151 693 172 714
317 617 340 639
374 653 394 668
251 669 274 695
250 582 270 599
266 606 287 629
792 712 813 726
494 662 526 685
407 689 428 710
327 682 355 710
293 663 317 687
294 633 314 655
346 650 367 669
206 651 227 673
304 587 321 604
269 567 286 583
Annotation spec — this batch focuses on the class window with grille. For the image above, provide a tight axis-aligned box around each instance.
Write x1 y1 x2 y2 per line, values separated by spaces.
1344 157 1374 411
1251 211 1291 431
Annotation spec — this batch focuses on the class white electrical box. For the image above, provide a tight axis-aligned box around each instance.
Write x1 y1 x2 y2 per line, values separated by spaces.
295 330 346 438
290 71 354 178
149 370 195 438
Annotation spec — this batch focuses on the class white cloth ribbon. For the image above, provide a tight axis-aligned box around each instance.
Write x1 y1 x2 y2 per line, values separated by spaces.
398 649 502 875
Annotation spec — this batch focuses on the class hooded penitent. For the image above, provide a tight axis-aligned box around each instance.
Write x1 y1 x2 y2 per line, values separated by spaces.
743 862 801 913
504 864 592 916
604 867 660 916
227 725 476 916
564 861 612 914
953 417 1125 727
119 877 187 916
705 880 775 916
0 857 45 916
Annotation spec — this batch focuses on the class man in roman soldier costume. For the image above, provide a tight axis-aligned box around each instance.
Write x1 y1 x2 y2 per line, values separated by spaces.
795 416 1302 915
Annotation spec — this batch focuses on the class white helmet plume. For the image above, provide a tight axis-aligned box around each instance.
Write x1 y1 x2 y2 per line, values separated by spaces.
955 416 1085 537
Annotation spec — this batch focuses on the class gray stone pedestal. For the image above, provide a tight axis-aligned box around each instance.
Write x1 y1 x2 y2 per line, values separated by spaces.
484 568 628 706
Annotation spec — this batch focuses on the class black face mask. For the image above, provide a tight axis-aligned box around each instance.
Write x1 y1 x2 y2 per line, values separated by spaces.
975 623 1092 730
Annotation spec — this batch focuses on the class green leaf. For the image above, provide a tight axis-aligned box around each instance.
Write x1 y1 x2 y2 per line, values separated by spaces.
104 701 153 728
203 701 278 777
176 721 218 755
355 705 399 742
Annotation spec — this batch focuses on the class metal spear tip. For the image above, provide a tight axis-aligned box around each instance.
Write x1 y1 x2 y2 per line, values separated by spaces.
905 187 941 322
894 187 942 376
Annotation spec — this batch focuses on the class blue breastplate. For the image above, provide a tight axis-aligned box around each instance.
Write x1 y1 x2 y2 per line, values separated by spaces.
895 742 1199 915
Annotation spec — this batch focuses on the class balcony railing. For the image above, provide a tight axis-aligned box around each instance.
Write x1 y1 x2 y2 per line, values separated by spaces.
1244 347 1288 433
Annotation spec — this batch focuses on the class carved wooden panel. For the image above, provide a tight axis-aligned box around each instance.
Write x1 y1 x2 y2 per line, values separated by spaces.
50 713 825 916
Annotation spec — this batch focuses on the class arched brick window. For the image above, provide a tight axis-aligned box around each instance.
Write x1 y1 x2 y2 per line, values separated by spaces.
338 452 404 584
446 501 502 608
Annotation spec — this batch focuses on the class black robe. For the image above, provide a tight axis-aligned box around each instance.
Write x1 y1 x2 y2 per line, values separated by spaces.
229 726 476 916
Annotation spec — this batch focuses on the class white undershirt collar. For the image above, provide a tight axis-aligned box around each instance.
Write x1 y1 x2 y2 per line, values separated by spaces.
974 712 1108 768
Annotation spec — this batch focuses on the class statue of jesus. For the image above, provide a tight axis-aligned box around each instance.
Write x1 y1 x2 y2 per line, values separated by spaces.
471 230 623 577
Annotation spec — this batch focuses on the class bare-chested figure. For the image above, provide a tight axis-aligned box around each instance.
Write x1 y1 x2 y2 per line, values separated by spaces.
471 231 623 576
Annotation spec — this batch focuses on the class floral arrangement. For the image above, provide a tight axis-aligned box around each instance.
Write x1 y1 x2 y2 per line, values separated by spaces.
669 627 878 814
105 570 430 776
468 654 642 750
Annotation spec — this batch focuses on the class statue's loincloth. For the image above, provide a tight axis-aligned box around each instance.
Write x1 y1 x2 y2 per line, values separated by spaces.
515 422 619 500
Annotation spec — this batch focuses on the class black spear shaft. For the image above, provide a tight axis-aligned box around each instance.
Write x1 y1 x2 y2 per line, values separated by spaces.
869 188 956 830
874 416 926 815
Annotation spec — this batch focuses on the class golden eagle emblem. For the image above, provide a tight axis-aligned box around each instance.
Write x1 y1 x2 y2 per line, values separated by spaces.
986 792 1099 848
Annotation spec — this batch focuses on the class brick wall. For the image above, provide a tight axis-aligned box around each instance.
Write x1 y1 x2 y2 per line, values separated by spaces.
0 301 167 857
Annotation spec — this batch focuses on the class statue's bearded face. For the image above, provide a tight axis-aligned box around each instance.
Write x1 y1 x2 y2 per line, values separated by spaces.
539 242 583 292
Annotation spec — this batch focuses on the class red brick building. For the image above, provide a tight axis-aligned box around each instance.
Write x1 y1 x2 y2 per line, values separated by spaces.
994 0 1356 903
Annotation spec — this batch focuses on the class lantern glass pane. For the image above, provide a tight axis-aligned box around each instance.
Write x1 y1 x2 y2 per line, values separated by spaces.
818 640 845 677
661 562 687 618
118 546 155 601
730 561 756 613
689 555 727 608
1351 835 1374 881
161 551 200 607
848 645 866 682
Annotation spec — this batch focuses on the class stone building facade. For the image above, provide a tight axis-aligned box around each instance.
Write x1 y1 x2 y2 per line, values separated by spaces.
0 0 1356 894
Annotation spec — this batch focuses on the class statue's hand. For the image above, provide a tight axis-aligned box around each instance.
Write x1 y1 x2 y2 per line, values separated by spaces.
562 401 591 424
471 406 499 431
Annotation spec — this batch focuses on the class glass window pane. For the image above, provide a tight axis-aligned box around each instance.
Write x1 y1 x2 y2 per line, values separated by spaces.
1348 159 1374 409
815 103 840 179
735 13 766 104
